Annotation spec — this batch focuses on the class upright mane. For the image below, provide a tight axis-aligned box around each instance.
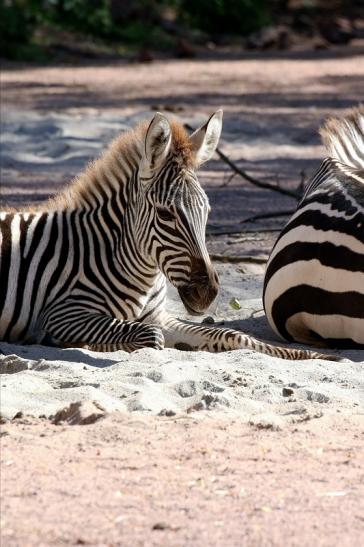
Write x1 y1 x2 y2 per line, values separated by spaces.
47 122 146 212
319 105 364 170
4 117 194 213
49 118 195 212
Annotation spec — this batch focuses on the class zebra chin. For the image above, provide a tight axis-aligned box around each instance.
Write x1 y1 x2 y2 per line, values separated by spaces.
178 283 218 316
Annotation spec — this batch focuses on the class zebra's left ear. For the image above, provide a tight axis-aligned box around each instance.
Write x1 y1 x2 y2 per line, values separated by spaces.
144 112 172 169
189 110 223 166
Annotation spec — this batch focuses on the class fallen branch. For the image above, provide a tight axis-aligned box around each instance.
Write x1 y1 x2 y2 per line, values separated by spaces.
207 227 282 236
241 209 295 224
184 122 302 200
210 254 267 264
220 171 237 188
215 147 301 199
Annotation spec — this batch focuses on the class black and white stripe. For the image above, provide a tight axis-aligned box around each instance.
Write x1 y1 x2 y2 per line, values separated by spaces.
264 106 364 348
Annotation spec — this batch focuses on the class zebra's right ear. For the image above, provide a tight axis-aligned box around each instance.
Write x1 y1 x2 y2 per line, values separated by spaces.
144 112 172 169
189 110 223 166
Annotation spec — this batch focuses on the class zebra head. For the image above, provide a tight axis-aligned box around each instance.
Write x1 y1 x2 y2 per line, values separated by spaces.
136 110 223 315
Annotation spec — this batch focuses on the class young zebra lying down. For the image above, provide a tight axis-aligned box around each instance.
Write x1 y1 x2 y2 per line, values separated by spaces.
0 111 339 360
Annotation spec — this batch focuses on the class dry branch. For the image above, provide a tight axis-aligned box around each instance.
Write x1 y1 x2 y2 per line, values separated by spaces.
207 227 282 236
214 147 301 199
184 123 302 200
241 209 295 224
210 254 267 264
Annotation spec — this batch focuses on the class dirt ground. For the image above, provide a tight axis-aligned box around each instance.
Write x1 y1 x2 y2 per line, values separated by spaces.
1 46 364 546
2 413 364 547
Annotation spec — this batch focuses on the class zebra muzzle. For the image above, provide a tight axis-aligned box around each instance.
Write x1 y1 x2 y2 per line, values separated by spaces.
178 266 219 315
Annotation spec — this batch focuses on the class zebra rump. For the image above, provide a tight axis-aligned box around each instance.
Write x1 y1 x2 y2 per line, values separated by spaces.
263 106 364 349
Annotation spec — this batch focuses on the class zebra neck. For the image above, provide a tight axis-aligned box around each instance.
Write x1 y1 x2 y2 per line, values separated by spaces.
56 135 143 218
117 215 162 292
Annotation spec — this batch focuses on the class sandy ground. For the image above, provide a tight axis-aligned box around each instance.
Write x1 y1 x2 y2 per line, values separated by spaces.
2 413 364 547
1 47 364 545
1 267 363 422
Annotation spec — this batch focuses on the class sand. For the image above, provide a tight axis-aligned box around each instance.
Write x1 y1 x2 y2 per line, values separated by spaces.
1 265 363 424
1 50 364 546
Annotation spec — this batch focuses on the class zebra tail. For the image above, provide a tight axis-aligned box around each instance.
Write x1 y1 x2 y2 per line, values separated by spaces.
319 105 364 170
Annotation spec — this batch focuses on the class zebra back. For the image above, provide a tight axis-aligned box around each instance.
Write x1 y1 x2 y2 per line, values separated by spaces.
263 106 364 349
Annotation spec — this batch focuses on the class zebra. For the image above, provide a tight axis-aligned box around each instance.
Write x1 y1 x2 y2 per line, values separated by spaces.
263 106 364 349
0 110 339 360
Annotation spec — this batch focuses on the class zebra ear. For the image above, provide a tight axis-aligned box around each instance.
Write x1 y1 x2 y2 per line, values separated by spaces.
189 110 223 166
144 112 172 169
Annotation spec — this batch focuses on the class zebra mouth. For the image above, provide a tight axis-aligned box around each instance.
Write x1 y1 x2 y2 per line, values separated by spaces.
182 300 204 316
178 287 210 316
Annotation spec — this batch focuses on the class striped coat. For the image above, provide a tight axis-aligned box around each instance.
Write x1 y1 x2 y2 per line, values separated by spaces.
264 106 364 348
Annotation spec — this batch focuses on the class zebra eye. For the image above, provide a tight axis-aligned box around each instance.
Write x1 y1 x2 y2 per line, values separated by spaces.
156 207 175 222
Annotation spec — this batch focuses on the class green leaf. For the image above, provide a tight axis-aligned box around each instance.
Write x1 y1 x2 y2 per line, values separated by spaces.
229 297 241 310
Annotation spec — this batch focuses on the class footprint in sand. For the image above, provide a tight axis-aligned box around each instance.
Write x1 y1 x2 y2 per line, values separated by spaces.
175 380 197 398
0 355 33 374
146 370 163 383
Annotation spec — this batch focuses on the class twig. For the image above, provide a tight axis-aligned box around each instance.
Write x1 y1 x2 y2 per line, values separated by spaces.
184 123 302 200
215 148 301 199
220 171 236 188
210 254 267 264
207 227 282 236
241 209 295 224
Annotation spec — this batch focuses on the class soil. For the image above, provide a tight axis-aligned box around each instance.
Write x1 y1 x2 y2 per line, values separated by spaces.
2 413 364 547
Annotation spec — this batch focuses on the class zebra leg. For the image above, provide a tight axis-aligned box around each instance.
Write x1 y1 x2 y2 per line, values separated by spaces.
153 312 342 361
38 308 164 352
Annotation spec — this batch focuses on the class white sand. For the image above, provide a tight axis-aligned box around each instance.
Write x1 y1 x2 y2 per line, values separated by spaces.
1 111 363 426
1 267 363 425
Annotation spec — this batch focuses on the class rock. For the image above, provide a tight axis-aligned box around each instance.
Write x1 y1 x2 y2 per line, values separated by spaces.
158 409 176 417
175 38 196 58
291 12 315 36
153 522 168 530
248 414 284 431
152 521 179 531
282 387 295 397
52 401 106 425
313 37 329 50
137 48 154 63
246 26 291 50
202 316 215 324
319 17 354 45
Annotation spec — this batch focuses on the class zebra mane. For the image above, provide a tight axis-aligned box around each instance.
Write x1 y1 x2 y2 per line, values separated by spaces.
319 105 364 170
45 117 194 211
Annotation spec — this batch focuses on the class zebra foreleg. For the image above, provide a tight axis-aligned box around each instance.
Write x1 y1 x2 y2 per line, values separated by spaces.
39 309 165 352
153 313 342 361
